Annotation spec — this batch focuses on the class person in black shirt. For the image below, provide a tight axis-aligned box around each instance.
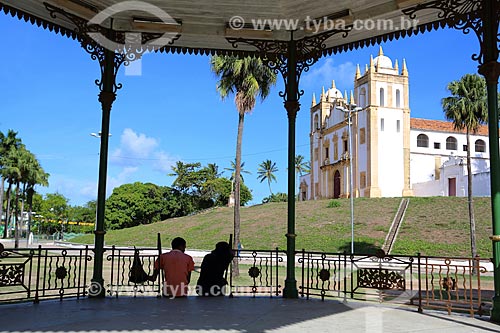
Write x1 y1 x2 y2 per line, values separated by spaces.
196 241 234 296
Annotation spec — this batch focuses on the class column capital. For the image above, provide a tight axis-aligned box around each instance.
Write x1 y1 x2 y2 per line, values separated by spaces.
98 91 117 111
479 61 500 84
284 101 300 118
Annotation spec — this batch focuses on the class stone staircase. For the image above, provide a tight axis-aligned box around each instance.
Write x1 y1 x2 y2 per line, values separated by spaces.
382 198 409 254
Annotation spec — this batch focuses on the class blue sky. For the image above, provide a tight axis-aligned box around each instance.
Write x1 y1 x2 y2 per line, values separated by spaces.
0 14 481 206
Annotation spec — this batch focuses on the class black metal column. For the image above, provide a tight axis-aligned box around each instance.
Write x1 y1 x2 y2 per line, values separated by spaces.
478 0 500 322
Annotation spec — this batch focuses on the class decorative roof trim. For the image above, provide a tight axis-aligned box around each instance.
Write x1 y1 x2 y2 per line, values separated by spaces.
0 2 78 40
321 20 449 56
0 3 458 59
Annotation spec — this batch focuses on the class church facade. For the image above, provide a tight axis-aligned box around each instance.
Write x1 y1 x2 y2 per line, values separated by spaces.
300 47 491 200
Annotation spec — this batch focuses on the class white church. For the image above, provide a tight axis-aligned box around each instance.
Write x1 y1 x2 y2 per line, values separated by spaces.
300 47 491 200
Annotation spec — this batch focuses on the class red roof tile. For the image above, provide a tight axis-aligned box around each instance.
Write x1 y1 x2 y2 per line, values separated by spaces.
410 118 489 136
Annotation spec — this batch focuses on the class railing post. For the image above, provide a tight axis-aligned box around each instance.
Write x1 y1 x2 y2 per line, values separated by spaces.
110 245 115 297
350 254 354 299
300 249 305 298
417 252 422 313
157 233 162 298
275 247 279 297
34 245 41 304
475 255 482 315
343 251 347 302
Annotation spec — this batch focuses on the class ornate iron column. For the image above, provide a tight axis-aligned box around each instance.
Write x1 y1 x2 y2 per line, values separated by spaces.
229 28 349 298
283 37 300 298
45 3 171 297
403 0 500 321
478 0 500 321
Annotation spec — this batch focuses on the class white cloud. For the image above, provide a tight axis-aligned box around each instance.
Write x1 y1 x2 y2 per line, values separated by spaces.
153 151 179 173
301 58 356 91
107 167 139 196
37 174 97 206
111 128 159 166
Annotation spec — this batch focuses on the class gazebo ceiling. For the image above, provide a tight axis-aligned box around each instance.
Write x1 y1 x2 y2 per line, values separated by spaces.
0 0 467 55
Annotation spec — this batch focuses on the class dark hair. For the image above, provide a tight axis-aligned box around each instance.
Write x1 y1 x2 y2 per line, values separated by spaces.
171 237 186 250
213 241 233 264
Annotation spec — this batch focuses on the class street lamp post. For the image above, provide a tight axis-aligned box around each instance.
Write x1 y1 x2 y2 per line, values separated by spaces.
338 103 362 254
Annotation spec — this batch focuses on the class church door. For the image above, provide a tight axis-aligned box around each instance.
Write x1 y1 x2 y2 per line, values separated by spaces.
334 170 341 199
448 178 456 196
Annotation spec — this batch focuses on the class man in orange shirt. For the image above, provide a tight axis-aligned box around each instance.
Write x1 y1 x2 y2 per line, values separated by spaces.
152 237 195 297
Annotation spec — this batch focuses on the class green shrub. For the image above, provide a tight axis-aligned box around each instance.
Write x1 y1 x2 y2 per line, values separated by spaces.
327 200 341 208
262 193 288 203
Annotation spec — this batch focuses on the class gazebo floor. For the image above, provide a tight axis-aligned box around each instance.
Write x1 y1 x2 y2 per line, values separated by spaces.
0 296 498 332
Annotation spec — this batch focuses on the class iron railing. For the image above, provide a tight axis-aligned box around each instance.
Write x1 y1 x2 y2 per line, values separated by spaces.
0 242 494 318
229 248 284 297
105 246 161 297
0 244 90 303
296 250 492 317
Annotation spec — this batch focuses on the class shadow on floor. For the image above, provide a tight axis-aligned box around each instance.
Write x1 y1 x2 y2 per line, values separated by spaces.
1 296 499 332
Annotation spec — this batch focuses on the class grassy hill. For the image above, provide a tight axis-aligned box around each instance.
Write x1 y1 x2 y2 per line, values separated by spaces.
71 197 494 257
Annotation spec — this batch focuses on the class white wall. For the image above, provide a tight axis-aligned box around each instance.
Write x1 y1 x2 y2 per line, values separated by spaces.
378 108 404 197
410 129 491 189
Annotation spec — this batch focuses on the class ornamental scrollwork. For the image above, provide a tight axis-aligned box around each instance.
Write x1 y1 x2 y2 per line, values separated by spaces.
401 0 496 65
0 264 25 287
319 268 330 281
248 266 261 278
357 268 405 290
44 2 179 93
227 27 350 102
55 266 68 280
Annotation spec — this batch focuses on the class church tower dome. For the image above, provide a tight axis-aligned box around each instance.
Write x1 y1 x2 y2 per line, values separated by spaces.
373 46 392 69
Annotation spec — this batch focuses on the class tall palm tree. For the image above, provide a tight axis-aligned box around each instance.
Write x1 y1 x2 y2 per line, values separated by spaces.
224 159 251 189
21 150 49 239
294 155 309 200
0 130 21 238
257 160 278 195
442 73 487 261
211 55 276 276
3 144 23 243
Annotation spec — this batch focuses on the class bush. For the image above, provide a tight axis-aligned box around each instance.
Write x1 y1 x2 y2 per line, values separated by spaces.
327 200 341 208
262 193 288 203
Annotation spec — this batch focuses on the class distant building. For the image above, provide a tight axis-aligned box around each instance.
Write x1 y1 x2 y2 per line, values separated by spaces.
300 47 491 200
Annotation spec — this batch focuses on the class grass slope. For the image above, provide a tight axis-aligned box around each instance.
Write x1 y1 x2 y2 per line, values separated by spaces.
71 197 493 257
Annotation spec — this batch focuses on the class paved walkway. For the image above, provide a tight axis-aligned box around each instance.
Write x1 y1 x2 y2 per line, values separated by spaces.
1 297 498 333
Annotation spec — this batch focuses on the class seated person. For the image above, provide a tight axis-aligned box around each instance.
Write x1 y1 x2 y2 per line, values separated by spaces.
151 237 195 297
196 241 234 296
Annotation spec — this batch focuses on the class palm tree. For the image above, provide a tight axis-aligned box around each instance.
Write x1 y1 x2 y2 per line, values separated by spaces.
0 130 21 238
224 159 251 189
442 73 487 261
211 55 276 276
3 144 23 244
21 150 49 239
257 160 278 195
294 155 309 200
168 161 201 193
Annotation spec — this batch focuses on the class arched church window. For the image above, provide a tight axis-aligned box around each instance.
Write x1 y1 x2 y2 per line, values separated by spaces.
446 136 457 150
396 89 401 108
475 139 486 152
314 114 319 130
359 88 366 108
380 88 385 106
417 134 428 148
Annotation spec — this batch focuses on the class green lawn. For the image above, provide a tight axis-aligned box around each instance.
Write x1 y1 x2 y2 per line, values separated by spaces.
70 197 494 257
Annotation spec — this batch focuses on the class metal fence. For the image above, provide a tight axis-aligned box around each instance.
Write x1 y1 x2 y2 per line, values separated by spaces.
0 243 494 318
295 250 492 317
0 244 90 303
229 248 284 297
105 246 161 297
